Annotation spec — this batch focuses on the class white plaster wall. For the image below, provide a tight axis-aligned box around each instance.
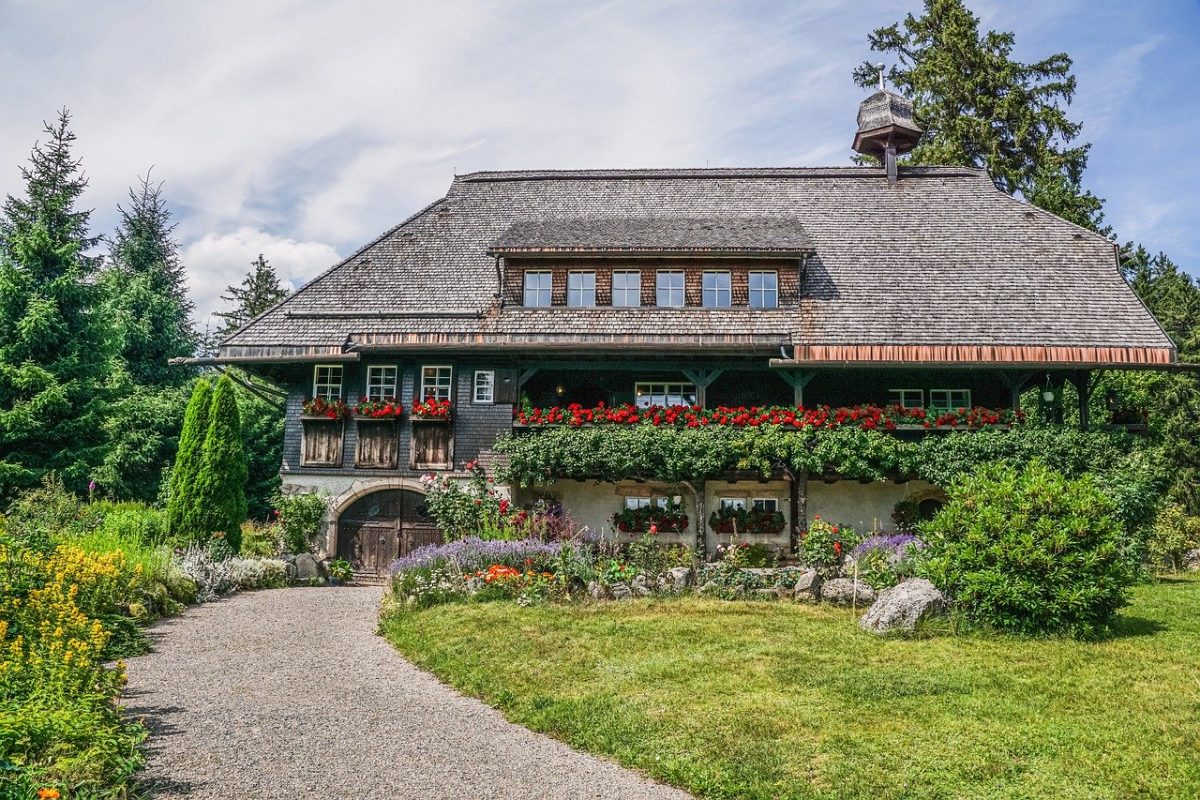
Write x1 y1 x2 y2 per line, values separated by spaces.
807 479 943 535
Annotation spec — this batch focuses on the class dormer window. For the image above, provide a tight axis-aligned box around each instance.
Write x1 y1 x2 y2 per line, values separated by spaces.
612 270 641 307
656 270 684 308
702 271 731 308
749 271 778 309
523 271 552 307
567 271 596 307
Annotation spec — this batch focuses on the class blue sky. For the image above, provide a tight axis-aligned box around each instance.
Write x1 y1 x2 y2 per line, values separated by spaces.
1 0 1197 325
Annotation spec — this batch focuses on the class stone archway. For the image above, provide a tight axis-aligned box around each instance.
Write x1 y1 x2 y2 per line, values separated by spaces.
326 478 441 574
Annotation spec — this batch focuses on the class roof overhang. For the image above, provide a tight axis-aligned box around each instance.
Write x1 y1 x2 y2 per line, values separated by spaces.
488 247 812 259
771 343 1179 369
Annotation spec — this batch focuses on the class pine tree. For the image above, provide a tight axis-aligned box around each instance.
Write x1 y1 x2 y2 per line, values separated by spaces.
102 173 198 386
193 374 248 551
213 254 290 336
0 109 115 501
167 378 212 539
853 0 1108 233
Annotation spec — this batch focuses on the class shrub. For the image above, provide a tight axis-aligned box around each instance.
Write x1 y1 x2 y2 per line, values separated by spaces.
192 374 248 552
1146 504 1200 572
227 557 288 590
799 517 859 575
918 461 1135 638
4 473 82 550
166 378 212 542
172 546 236 602
88 501 168 546
240 520 282 557
852 534 925 589
391 537 563 577
272 491 328 554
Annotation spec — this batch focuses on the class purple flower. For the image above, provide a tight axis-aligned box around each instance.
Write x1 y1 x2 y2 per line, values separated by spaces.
390 536 563 575
852 534 924 559
88 480 97 492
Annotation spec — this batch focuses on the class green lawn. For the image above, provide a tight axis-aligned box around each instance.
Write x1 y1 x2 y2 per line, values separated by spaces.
380 576 1200 800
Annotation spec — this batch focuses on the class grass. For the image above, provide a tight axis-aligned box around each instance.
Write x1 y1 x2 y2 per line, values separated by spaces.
380 576 1200 800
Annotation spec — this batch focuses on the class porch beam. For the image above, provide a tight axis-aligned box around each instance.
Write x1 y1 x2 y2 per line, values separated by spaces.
681 368 724 408
521 360 728 373
517 367 539 386
995 370 1034 411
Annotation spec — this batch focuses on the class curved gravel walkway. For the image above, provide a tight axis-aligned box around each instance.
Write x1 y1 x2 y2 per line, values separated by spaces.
123 587 689 799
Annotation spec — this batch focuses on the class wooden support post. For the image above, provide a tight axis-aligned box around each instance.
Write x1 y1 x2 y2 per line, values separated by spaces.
777 370 815 407
1069 370 1093 431
995 370 1033 412
789 468 808 557
682 368 724 408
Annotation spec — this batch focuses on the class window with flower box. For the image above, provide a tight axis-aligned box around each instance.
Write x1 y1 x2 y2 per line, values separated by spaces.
888 389 924 409
312 365 343 400
634 382 696 408
420 366 453 403
365 365 398 401
930 389 971 411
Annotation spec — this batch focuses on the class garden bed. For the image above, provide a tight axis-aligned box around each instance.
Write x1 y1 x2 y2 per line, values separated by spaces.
381 576 1200 800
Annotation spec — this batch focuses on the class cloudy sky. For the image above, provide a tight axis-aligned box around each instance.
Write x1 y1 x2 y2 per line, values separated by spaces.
1 0 1197 328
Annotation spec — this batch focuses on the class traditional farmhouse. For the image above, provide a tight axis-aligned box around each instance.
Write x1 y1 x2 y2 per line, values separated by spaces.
208 89 1178 575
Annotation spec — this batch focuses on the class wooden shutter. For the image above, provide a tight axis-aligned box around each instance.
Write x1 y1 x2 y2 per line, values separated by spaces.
301 419 344 467
493 369 519 404
354 420 399 469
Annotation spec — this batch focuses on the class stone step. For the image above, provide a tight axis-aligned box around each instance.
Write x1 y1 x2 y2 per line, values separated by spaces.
350 570 389 587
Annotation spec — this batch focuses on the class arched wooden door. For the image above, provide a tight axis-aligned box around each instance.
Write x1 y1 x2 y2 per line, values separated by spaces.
336 489 442 574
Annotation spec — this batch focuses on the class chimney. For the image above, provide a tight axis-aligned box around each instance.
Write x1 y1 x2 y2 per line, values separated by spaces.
852 69 923 185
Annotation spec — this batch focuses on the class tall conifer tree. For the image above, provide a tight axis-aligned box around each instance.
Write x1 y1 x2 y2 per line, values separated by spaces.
167 378 212 539
0 109 114 500
193 374 248 551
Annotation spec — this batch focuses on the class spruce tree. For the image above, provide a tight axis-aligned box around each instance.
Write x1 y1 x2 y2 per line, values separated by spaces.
193 374 248 551
213 254 290 336
0 109 114 501
853 0 1108 233
102 173 198 386
167 378 212 539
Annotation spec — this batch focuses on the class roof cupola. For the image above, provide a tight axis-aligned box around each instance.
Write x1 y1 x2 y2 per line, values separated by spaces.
852 66 923 185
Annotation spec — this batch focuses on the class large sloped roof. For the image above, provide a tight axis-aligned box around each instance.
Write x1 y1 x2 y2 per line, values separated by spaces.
219 165 1175 365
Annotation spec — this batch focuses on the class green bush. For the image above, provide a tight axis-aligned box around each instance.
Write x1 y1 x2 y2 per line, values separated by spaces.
192 375 248 552
272 492 328 554
918 461 1135 638
166 378 212 542
1146 504 1200 572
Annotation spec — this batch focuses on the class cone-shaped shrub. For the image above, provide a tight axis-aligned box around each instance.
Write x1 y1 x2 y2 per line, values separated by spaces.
192 374 248 552
167 378 212 541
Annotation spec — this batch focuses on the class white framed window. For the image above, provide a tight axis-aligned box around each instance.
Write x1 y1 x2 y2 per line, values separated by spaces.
312 365 343 400
653 495 682 509
420 365 453 403
752 498 779 513
473 370 495 404
720 497 747 510
567 271 596 307
929 389 971 411
365 365 398 401
612 270 641 307
625 496 652 510
888 389 924 409
749 271 778 309
634 382 697 408
702 271 731 308
523 271 552 307
656 270 685 307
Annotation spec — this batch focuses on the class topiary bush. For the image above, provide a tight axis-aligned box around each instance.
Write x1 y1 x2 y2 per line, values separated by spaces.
918 461 1135 638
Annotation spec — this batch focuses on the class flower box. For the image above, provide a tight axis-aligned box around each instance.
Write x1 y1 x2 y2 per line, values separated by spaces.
352 399 404 419
614 515 689 534
708 508 787 535
412 398 453 422
302 397 349 421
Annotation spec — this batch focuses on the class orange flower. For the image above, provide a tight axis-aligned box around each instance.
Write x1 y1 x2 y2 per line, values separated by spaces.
38 789 61 800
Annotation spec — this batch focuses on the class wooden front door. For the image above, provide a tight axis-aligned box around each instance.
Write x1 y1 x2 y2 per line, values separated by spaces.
336 489 441 574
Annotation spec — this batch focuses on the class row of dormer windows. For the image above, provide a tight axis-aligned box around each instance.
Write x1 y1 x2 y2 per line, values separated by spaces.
522 269 779 309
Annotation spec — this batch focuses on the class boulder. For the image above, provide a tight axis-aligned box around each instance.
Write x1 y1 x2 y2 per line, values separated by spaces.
293 553 320 582
587 581 606 600
820 577 876 606
858 578 946 635
1184 549 1200 572
665 566 694 590
793 569 822 603
609 582 633 601
630 574 652 598
752 588 780 601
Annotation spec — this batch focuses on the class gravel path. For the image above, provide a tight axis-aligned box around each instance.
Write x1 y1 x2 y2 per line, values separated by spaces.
123 586 689 799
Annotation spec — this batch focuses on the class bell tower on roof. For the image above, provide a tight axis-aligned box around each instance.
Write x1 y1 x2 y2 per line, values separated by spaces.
852 65 923 185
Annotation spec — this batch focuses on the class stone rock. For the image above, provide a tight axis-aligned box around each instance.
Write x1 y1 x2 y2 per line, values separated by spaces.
587 581 606 600
284 561 298 581
698 580 718 595
793 569 822 603
820 577 877 606
1184 549 1200 572
609 582 633 601
858 578 946 635
293 553 320 582
665 566 694 589
752 588 779 601
630 574 652 597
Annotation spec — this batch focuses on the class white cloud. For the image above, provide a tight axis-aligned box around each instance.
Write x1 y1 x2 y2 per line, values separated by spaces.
181 227 340 326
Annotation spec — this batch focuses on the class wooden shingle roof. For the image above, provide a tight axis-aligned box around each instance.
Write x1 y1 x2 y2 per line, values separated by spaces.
218 166 1175 364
